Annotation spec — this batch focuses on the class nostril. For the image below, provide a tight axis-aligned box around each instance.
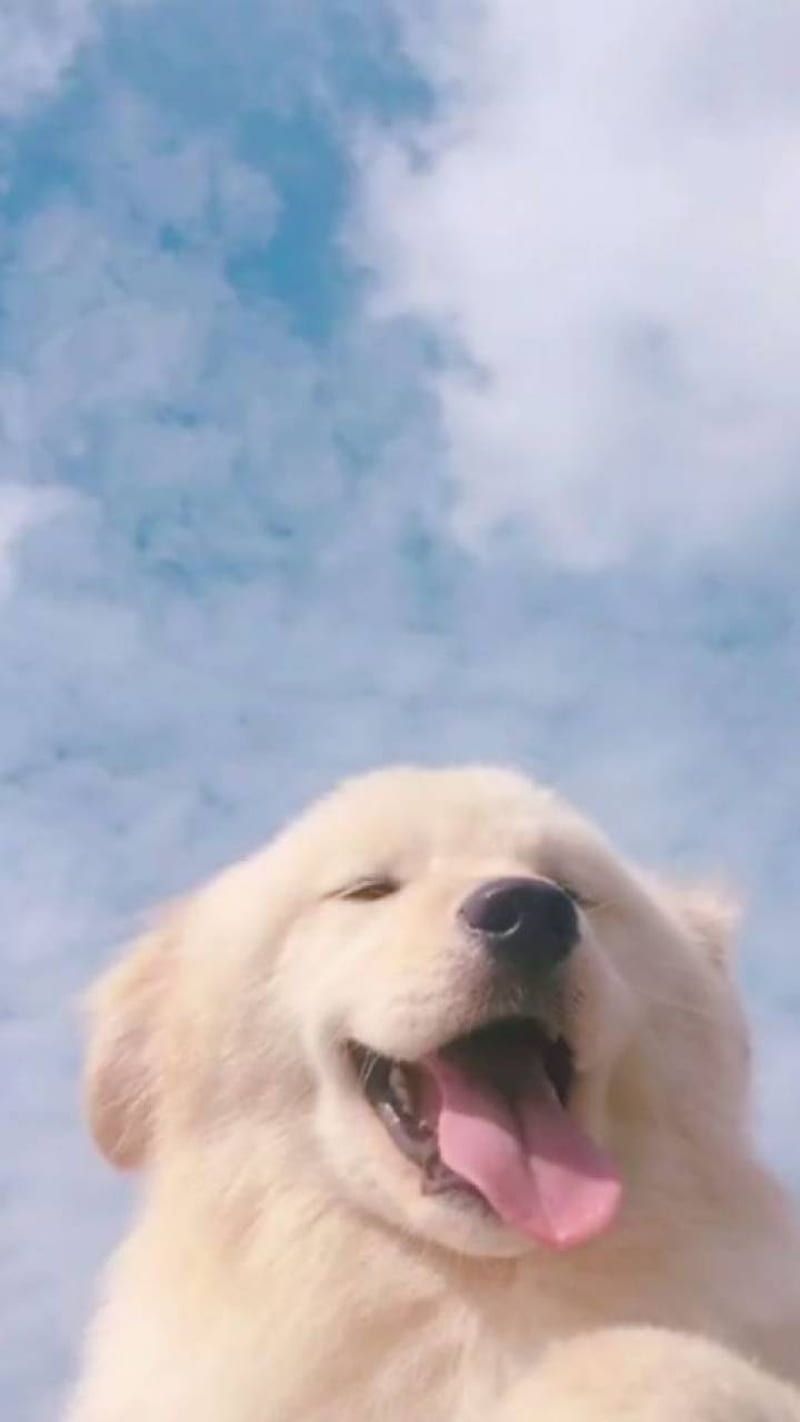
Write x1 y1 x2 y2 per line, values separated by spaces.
478 890 526 938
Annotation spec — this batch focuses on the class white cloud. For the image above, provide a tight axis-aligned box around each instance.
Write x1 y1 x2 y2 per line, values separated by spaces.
0 1 96 118
356 0 800 565
87 90 280 246
0 482 71 598
0 0 152 120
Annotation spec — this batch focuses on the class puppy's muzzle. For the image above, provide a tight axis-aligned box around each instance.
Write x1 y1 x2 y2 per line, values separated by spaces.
459 877 578 988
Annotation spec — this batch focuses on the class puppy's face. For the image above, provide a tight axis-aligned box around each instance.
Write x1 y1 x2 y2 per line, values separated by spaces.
86 767 749 1262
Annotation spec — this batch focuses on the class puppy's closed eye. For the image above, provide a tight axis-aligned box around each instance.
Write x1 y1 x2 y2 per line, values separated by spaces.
333 877 401 903
558 883 595 910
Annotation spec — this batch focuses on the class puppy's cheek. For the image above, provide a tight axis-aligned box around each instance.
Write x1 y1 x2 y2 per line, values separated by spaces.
314 1084 399 1219
568 939 637 1076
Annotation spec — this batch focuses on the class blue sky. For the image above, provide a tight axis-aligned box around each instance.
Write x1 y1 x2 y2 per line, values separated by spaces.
2 2 800 1416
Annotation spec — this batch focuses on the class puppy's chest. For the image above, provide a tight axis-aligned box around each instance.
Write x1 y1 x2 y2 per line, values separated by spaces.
309 1302 544 1422
251 1287 527 1422
295 1338 522 1422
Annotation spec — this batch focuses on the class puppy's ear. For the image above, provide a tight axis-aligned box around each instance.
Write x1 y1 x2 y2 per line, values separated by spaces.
669 881 741 972
84 922 172 1169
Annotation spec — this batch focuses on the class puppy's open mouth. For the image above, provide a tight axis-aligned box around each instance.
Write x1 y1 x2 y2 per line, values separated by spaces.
348 1018 621 1250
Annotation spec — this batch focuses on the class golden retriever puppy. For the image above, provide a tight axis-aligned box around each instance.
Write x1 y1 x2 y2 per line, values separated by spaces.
66 766 800 1420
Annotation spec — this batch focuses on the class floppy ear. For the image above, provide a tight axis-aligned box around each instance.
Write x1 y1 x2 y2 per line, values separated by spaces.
669 882 741 972
84 922 172 1170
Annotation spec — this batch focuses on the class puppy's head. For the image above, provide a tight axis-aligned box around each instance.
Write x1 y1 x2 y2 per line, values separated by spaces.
85 766 749 1260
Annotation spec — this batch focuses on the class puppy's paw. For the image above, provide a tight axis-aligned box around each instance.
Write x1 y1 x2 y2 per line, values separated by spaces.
496 1327 800 1421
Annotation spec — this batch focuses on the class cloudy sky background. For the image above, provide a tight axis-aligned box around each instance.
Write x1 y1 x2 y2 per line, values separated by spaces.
2 1 800 1415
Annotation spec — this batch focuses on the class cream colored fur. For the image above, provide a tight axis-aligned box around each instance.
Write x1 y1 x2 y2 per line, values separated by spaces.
66 766 800 1420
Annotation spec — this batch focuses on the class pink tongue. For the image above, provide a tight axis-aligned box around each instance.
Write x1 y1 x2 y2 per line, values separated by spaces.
421 1055 621 1250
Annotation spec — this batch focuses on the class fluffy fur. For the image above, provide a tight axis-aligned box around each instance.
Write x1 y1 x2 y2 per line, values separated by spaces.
67 766 800 1420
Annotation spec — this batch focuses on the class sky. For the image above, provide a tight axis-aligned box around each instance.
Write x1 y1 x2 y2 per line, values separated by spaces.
2 2 800 1416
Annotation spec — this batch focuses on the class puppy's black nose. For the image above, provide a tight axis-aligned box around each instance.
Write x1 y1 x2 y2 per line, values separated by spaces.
459 876 578 980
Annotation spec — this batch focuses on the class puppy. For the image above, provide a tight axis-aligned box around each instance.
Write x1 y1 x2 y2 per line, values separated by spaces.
67 766 800 1420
